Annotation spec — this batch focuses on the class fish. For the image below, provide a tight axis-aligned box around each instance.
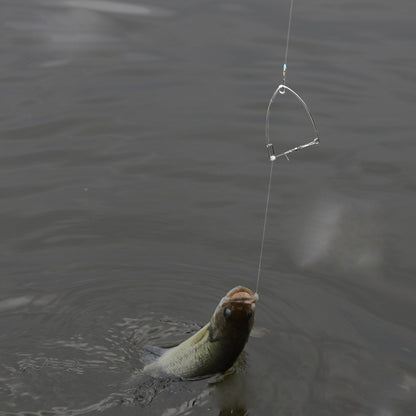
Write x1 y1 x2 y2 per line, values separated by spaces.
143 286 259 379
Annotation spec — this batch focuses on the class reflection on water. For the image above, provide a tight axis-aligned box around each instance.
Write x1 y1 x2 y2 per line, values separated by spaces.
1 0 416 414
62 0 171 17
294 197 383 270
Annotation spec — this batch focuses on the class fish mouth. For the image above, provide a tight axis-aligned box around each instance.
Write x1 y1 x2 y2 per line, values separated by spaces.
221 286 259 306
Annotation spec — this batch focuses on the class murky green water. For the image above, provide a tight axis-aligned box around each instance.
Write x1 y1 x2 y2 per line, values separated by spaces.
1 0 415 415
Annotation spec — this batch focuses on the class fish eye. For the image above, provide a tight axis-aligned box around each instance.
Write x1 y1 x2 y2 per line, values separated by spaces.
247 310 253 320
223 308 231 319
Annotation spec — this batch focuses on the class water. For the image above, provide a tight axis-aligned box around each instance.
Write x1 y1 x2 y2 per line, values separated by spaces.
1 0 415 414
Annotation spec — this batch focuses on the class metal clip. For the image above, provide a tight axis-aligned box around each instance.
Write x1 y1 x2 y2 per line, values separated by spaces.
266 143 276 161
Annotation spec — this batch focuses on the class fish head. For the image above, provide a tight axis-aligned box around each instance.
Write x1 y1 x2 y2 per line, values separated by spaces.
210 286 259 342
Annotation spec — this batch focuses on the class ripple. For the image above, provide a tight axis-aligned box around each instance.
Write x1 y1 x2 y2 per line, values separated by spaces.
0 296 34 312
0 309 212 415
62 0 172 17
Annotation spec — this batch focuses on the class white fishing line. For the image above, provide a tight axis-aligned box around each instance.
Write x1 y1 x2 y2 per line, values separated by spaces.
255 160 274 294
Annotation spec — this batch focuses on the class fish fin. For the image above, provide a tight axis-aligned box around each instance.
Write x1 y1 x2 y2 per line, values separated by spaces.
142 345 167 365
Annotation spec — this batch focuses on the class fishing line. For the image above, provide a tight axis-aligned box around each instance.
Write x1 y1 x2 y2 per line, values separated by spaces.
255 0 320 294
282 0 294 86
255 160 273 294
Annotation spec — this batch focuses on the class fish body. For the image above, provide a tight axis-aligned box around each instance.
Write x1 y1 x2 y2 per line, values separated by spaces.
143 286 258 379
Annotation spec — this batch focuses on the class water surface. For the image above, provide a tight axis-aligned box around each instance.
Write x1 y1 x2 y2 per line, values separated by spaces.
1 0 416 415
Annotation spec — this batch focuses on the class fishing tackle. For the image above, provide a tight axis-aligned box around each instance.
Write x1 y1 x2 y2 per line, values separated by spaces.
255 0 320 294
